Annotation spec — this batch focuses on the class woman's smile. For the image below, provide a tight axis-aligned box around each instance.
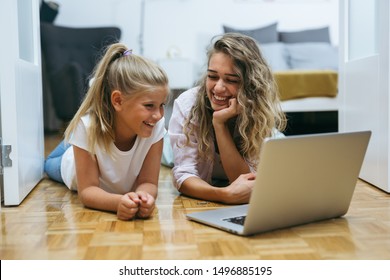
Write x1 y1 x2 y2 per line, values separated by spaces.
210 92 232 108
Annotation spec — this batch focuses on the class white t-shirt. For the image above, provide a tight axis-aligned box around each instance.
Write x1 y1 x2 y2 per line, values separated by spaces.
61 114 166 194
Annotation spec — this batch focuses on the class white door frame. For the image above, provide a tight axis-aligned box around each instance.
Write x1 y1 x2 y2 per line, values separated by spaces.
0 0 44 205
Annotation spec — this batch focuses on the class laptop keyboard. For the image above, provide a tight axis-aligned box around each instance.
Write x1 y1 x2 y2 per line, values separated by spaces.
223 215 246 225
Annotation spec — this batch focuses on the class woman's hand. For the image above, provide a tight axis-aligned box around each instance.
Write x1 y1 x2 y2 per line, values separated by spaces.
221 173 256 204
212 98 241 126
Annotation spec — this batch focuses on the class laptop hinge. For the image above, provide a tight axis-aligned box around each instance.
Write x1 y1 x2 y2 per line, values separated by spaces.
0 137 12 175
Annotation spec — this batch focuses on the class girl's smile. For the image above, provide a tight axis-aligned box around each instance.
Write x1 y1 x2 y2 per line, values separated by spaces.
144 122 155 127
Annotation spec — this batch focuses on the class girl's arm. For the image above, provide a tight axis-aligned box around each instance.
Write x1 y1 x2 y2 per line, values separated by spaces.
132 138 163 218
135 138 163 197
73 145 125 212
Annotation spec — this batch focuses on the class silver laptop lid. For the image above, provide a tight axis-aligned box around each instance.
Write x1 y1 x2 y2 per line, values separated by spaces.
242 131 371 235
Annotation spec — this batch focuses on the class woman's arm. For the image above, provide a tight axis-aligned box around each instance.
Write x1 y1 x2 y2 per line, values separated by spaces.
180 172 256 204
213 121 250 181
169 91 205 189
212 98 250 182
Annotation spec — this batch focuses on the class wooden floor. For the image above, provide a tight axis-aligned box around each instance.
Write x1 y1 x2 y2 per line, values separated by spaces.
1 134 390 260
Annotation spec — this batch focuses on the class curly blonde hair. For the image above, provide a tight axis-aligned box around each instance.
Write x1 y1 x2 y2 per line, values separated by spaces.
64 43 168 155
184 33 286 166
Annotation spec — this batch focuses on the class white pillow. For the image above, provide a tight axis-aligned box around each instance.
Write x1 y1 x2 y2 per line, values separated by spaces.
258 42 289 71
285 43 338 70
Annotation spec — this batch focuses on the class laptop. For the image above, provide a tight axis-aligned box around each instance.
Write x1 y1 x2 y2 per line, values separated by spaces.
186 131 371 236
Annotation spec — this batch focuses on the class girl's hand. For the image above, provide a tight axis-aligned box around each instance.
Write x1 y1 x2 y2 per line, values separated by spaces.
136 191 156 219
212 98 241 126
116 192 140 220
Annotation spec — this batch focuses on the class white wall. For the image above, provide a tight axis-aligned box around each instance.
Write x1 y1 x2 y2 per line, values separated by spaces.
53 0 339 79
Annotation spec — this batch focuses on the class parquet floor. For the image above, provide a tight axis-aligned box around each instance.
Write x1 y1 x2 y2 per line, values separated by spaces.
1 133 390 260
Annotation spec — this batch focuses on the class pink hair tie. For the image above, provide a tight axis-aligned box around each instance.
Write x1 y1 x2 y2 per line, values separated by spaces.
123 49 132 56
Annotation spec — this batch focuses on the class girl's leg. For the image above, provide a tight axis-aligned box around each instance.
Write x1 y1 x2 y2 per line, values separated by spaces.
44 140 71 183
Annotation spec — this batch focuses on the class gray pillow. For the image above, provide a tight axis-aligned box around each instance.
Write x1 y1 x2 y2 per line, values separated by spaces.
223 22 278 43
258 42 289 71
279 27 330 44
285 42 338 70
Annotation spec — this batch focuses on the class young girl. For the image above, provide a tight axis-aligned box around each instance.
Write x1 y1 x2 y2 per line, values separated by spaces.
168 33 287 204
44 43 169 220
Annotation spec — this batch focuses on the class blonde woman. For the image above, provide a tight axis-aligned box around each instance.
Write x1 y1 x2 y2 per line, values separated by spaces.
44 43 169 220
169 33 286 204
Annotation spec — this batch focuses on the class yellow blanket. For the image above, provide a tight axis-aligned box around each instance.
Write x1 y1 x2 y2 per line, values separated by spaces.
274 70 338 101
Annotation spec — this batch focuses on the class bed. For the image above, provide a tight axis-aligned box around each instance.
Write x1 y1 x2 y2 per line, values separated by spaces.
275 69 338 112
